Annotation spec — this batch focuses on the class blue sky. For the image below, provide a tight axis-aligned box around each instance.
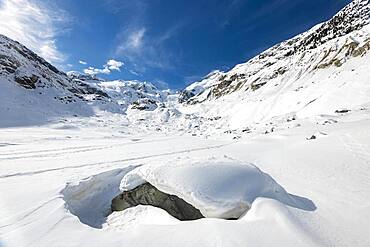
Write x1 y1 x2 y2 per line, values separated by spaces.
0 0 351 89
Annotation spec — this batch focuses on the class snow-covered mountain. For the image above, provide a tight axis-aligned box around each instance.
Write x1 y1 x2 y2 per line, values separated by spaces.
69 73 171 112
0 36 168 127
1 0 369 134
0 34 110 126
172 0 370 137
181 0 370 103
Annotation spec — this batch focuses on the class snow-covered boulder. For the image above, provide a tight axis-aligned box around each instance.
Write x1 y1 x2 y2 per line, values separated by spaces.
119 160 295 219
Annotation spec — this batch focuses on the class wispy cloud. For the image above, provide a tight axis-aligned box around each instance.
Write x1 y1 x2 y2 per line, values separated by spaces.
79 60 87 65
0 0 70 64
105 0 187 74
115 24 183 72
116 28 146 55
83 59 124 76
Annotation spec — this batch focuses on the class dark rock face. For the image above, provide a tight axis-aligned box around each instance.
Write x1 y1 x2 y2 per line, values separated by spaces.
0 34 111 102
307 135 316 140
178 90 198 103
335 109 351 114
111 182 204 221
130 99 158 111
0 54 19 74
14 74 39 89
297 0 370 53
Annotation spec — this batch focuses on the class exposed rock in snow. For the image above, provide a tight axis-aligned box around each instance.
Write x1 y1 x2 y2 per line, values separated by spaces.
178 70 225 103
130 98 158 111
111 182 204 221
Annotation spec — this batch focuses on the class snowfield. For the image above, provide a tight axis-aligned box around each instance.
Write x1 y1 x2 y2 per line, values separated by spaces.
1 106 370 246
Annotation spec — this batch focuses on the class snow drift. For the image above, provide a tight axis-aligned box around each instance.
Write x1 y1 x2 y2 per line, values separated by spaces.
119 160 315 219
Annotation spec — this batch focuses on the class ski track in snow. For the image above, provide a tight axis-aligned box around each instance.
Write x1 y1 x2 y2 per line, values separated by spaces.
341 133 370 164
0 136 192 161
0 142 234 179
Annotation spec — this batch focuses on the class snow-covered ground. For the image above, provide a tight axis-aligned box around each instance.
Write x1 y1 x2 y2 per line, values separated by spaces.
1 105 370 246
1 1 370 246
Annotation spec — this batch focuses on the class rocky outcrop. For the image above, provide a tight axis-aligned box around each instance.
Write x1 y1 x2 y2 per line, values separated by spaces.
111 182 204 221
130 98 158 111
0 34 111 102
14 74 39 89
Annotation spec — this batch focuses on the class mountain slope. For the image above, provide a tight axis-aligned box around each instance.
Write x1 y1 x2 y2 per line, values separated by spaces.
173 0 370 136
68 72 171 112
0 35 168 127
181 0 370 103
0 34 109 127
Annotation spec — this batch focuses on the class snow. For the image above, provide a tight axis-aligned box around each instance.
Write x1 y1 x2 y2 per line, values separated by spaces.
1 109 370 246
119 160 310 219
104 205 178 231
62 167 138 228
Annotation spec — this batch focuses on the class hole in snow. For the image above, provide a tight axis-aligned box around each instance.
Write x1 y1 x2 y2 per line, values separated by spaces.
61 162 316 229
61 166 139 228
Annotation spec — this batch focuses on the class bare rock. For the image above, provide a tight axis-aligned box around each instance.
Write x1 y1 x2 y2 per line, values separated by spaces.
111 182 204 221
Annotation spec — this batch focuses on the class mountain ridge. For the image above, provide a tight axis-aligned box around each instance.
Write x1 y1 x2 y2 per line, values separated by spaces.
179 0 370 104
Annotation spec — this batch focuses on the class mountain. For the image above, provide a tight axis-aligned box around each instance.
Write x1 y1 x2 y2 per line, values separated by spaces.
0 35 168 127
0 34 110 126
1 0 369 135
68 72 171 112
173 0 370 136
181 0 370 103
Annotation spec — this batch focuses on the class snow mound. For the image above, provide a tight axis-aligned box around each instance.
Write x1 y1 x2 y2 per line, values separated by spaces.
61 166 138 228
120 160 314 219
104 205 178 231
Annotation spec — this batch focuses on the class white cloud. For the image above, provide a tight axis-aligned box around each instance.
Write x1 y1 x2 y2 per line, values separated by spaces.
106 59 124 71
79 60 87 65
0 0 69 64
83 59 124 76
83 66 110 76
116 28 146 54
